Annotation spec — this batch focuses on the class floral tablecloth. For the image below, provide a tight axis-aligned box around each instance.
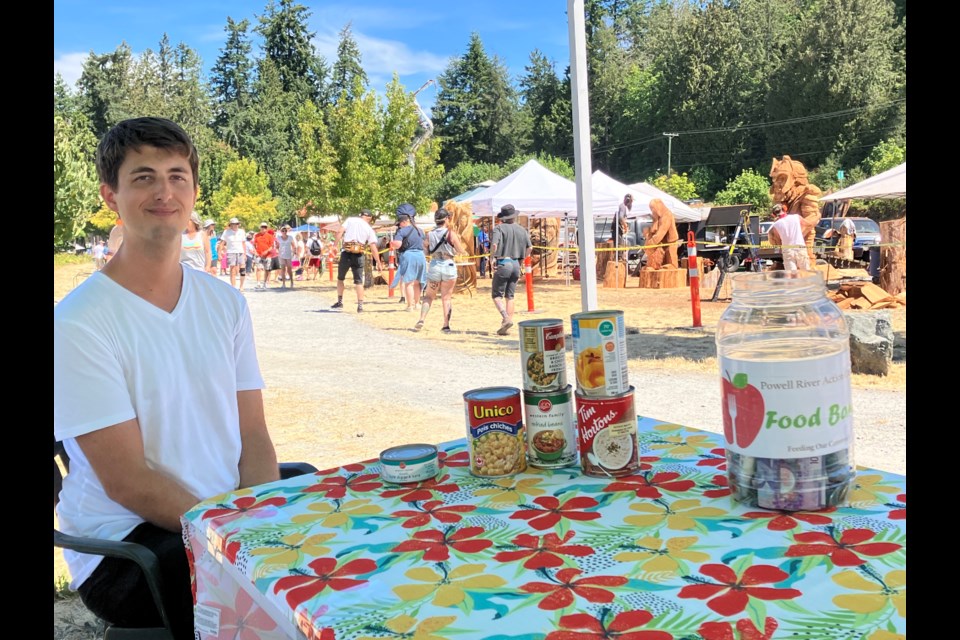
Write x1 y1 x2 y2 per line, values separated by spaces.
183 417 906 640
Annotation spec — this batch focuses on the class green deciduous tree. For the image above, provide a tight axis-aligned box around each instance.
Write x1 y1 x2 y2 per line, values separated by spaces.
54 114 101 250
714 169 771 211
288 100 339 217
210 157 279 229
649 173 698 202
327 76 381 215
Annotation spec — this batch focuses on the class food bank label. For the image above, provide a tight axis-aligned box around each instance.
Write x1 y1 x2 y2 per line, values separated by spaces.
719 352 853 458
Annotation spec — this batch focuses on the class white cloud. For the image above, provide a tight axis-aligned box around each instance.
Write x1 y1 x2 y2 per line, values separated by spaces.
313 28 450 80
54 52 90 89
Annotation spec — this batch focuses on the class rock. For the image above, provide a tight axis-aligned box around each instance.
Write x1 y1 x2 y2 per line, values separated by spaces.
843 310 893 375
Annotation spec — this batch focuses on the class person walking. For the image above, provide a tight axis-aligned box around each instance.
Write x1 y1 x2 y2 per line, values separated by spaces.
253 222 277 289
244 231 257 284
835 216 857 262
92 240 107 271
219 217 248 290
54 117 279 639
612 193 633 260
489 204 532 335
204 219 218 277
180 211 211 272
389 203 427 311
414 208 464 333
475 221 491 278
276 225 296 289
331 209 383 312
306 232 324 280
768 209 811 271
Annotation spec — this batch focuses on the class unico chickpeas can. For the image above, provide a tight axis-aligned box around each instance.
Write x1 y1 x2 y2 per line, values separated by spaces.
464 387 527 477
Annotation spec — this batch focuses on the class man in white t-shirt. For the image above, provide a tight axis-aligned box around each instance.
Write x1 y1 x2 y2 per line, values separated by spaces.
219 217 248 290
53 117 279 638
768 210 811 271
332 209 383 312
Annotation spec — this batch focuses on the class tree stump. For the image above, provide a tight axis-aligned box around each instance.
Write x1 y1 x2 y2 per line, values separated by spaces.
596 241 616 282
638 267 684 289
602 260 629 288
879 217 906 296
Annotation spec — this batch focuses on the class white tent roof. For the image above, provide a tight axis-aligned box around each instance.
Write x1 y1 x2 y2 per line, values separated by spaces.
627 181 702 222
820 162 906 201
469 159 622 218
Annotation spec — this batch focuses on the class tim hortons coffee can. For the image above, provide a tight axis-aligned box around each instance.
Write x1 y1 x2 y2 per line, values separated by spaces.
523 385 577 469
518 318 567 392
576 387 639 477
463 387 527 477
571 310 629 397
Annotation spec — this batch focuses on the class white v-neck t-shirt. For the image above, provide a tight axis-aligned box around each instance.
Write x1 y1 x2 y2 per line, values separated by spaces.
54 265 265 588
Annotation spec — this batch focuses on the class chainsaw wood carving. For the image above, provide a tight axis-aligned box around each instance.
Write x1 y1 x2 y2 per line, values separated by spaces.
530 218 560 278
642 198 679 271
770 155 822 262
443 199 478 295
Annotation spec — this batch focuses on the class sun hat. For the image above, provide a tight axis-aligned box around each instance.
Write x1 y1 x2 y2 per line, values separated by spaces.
259 222 268 228
204 219 215 228
229 217 240 224
497 204 517 220
190 211 201 226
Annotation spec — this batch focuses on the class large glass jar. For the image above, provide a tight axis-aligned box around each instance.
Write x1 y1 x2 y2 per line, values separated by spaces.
716 270 855 511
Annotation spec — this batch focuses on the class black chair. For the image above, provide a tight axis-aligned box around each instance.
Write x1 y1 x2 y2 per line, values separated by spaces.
54 439 318 640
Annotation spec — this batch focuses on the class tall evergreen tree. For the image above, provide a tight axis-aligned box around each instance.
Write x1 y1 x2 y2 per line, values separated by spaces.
210 17 255 138
77 44 134 137
331 23 368 103
432 33 520 168
256 0 327 104
518 50 568 158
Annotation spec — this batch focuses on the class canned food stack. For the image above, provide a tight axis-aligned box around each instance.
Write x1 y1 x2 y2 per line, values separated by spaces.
570 311 640 477
518 319 577 470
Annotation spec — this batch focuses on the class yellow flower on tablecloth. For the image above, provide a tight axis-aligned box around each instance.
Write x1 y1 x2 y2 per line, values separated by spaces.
847 474 900 507
624 499 726 530
394 564 506 607
653 423 684 433
474 477 546 505
357 614 458 640
290 498 382 528
831 569 905 616
614 535 710 575
248 533 336 566
649 434 714 456
867 631 905 640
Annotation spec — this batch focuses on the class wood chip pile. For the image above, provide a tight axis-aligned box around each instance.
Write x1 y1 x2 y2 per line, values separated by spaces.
828 282 906 310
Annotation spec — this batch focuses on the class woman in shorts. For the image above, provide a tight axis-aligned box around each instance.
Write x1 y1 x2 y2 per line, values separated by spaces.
414 208 463 333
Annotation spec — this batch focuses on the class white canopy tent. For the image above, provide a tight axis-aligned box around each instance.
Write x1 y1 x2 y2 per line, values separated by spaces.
820 162 906 201
627 181 702 222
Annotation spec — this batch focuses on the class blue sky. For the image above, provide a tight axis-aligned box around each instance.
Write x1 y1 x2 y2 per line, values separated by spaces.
54 0 573 114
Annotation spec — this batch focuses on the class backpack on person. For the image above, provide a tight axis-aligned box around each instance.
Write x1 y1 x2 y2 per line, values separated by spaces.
309 237 322 256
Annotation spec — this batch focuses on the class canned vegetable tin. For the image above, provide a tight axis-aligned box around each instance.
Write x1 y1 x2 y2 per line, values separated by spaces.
518 318 567 392
523 386 577 469
379 444 440 484
464 387 526 477
571 310 629 397
576 387 639 477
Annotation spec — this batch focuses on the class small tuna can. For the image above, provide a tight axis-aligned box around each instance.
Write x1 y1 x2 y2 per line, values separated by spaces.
524 385 577 469
379 444 440 484
576 387 639 477
571 310 629 397
464 387 526 477
518 318 568 392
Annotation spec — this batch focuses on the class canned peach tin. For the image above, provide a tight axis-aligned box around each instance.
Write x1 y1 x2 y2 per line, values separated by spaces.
523 386 577 469
576 387 640 477
464 387 527 478
518 318 567 392
571 310 629 397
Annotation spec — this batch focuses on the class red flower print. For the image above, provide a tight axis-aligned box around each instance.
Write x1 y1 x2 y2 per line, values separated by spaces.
602 471 695 499
702 474 732 499
743 507 836 531
521 568 627 611
510 496 601 531
380 473 460 503
392 526 492 562
737 617 779 640
201 496 288 524
698 621 734 640
889 493 906 520
315 462 369 475
493 531 594 569
218 587 278 640
392 500 476 528
678 563 801 616
697 448 728 470
272 557 376 609
304 473 383 500
785 528 902 567
438 450 470 467
545 608 670 639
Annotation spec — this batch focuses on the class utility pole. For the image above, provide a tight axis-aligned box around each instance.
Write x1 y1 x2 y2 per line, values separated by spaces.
663 132 678 176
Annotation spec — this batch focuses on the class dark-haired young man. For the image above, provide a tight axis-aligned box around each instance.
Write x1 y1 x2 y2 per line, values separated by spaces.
54 117 279 639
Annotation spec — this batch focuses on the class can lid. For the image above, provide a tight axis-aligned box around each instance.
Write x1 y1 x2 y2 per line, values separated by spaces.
380 443 438 463
517 318 564 328
463 386 521 401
